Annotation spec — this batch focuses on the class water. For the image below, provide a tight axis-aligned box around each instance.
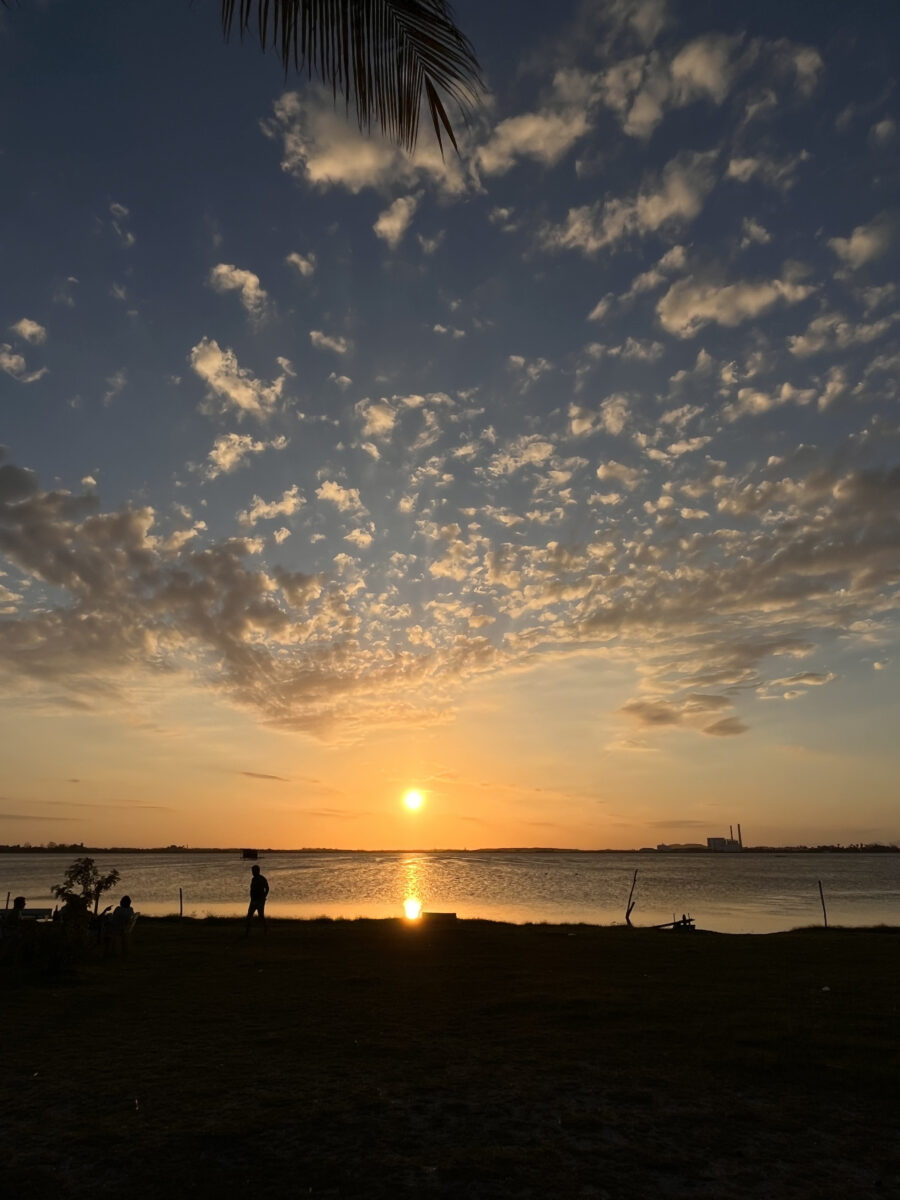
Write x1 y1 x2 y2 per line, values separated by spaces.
3 851 899 933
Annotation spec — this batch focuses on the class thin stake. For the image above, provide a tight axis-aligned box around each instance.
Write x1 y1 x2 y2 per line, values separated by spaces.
179 886 183 918
818 879 828 928
625 869 638 926
4 891 9 911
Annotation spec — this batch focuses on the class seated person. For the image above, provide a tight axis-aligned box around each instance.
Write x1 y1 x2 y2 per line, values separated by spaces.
5 896 27 926
107 895 136 932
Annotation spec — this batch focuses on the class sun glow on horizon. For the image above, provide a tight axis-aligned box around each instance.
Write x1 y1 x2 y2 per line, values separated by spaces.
403 897 422 920
403 789 424 811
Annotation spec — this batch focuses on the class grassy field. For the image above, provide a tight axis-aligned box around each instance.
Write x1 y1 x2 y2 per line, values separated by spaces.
2 917 899 1199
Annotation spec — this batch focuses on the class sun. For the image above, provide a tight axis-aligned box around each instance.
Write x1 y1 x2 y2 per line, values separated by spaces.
403 789 424 811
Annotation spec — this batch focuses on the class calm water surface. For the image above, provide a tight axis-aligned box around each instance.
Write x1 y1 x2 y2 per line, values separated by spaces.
3 851 899 933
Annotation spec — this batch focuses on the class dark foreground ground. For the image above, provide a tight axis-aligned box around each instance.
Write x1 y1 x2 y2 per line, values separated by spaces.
2 918 899 1199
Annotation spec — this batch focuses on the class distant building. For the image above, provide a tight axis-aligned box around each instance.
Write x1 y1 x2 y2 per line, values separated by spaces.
707 823 743 852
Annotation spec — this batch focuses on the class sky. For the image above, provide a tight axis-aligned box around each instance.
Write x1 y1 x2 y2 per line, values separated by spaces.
1 0 898 851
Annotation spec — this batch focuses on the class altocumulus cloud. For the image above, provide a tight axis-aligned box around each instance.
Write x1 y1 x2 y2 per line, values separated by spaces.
0 443 898 741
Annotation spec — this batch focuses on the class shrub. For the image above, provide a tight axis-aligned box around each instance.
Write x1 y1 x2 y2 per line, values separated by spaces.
51 857 120 916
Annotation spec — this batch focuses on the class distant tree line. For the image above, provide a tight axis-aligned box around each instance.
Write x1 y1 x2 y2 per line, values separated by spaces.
1 842 898 854
0 843 188 853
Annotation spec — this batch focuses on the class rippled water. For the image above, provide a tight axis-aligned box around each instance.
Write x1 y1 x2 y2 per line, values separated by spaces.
3 850 899 933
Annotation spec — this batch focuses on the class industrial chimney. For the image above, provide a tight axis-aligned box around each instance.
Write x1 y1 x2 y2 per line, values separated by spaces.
737 823 743 849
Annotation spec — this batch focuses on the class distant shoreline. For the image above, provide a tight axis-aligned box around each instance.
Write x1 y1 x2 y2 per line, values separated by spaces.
1 844 897 855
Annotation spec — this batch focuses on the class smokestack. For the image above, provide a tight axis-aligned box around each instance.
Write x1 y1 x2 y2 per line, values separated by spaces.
729 825 734 843
737 823 743 848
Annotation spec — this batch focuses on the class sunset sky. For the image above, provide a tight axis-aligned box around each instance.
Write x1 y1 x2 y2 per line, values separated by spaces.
1 0 898 850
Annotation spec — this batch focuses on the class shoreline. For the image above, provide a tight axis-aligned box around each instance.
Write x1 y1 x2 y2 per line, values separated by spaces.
121 912 900 934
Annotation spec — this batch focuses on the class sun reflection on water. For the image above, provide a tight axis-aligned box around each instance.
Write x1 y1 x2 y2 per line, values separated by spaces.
402 856 423 920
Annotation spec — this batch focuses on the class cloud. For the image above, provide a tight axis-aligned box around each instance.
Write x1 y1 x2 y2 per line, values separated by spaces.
600 34 741 139
10 318 47 345
828 214 894 269
667 436 711 456
726 151 810 191
600 394 630 434
316 480 366 514
670 34 739 104
209 263 268 319
611 337 664 361
262 87 469 196
740 217 771 248
204 432 288 480
657 270 815 337
0 813 78 822
587 294 614 322
770 40 823 97
285 251 316 277
722 382 815 422
344 527 374 549
310 330 352 355
542 151 716 255
787 310 899 357
109 201 135 248
238 485 304 527
355 397 397 440
621 699 682 726
621 693 744 738
53 276 78 308
477 106 591 174
240 771 289 781
596 460 643 489
0 345 48 383
507 355 553 386
869 117 896 147
703 717 748 736
487 435 555 476
1 435 898 741
103 369 127 406
190 339 291 420
373 195 420 248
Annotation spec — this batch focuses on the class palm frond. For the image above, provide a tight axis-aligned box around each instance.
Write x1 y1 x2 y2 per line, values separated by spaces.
221 0 483 153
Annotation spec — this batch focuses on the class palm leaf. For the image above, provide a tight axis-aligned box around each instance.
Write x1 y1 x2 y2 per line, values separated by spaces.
221 0 483 153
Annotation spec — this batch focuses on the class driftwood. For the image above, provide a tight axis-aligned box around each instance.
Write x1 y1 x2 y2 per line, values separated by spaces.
647 914 695 931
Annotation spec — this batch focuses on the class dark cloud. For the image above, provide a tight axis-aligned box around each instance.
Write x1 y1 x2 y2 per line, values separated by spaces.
703 717 749 736
38 800 174 811
648 819 708 828
0 813 78 821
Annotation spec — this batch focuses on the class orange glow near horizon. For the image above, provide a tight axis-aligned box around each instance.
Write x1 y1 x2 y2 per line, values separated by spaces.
403 897 422 920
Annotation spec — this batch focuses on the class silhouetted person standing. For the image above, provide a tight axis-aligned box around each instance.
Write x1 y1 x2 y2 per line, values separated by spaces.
246 864 269 934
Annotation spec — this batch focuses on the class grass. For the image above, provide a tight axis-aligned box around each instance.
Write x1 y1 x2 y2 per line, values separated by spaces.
2 918 899 1198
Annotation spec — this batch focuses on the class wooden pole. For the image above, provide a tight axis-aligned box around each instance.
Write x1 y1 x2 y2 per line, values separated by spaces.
179 887 183 918
625 869 638 926
818 879 828 928
4 891 9 911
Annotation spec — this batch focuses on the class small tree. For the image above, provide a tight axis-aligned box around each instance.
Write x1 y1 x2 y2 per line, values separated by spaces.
51 857 120 915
